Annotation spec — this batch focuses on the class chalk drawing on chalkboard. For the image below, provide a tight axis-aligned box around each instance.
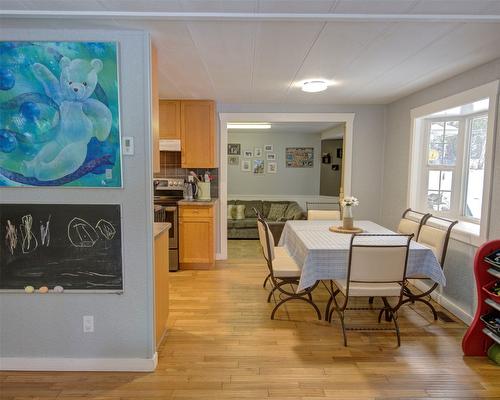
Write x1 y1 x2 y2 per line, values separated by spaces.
40 215 51 246
1 204 123 292
20 215 38 254
96 219 116 240
6 220 18 255
67 217 99 248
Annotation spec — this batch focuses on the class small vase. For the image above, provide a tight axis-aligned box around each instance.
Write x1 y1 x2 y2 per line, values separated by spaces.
342 205 353 230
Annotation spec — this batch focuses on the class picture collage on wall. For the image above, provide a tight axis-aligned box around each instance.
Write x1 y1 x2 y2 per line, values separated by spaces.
0 41 122 187
228 143 278 174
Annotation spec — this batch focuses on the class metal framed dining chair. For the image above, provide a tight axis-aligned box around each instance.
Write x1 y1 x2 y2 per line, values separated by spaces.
367 208 430 306
253 207 283 290
326 233 413 347
256 215 321 320
306 202 341 220
397 208 431 239
400 215 458 320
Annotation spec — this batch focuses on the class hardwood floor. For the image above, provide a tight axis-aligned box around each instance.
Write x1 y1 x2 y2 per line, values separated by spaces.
1 240 498 399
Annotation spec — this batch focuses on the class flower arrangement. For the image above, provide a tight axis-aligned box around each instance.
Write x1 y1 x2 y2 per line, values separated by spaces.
341 196 359 207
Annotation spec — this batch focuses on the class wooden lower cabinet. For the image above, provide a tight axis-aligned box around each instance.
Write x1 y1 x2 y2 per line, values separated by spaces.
154 228 169 348
179 203 215 269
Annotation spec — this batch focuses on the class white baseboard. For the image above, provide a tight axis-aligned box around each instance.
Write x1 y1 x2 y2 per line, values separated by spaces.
0 352 158 371
411 279 473 325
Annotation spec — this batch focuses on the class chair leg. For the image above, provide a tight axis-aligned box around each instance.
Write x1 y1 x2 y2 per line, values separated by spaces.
270 294 321 320
267 286 277 303
398 297 438 321
263 273 271 289
391 310 401 347
325 295 334 321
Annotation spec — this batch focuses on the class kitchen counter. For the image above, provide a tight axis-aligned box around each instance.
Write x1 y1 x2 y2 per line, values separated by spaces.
154 222 171 238
177 199 217 206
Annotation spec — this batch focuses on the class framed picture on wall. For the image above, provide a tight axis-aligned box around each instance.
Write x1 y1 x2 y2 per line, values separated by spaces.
254 148 263 157
228 143 241 155
241 159 251 172
266 153 276 161
264 145 273 152
286 147 314 168
267 162 277 174
228 156 239 166
253 159 264 174
0 41 122 188
243 150 253 158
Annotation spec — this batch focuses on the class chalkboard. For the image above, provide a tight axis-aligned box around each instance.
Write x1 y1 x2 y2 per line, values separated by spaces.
0 204 123 291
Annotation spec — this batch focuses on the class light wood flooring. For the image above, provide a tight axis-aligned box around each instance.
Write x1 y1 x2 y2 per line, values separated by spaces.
1 239 498 399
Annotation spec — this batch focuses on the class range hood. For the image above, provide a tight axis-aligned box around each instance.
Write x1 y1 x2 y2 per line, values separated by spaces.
159 139 181 151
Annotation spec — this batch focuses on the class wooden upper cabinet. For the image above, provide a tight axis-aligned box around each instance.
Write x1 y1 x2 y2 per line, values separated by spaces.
180 100 216 168
159 100 181 139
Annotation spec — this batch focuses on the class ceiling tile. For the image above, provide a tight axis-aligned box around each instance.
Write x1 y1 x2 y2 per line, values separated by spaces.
180 0 257 12
100 0 184 12
409 0 497 14
19 0 106 11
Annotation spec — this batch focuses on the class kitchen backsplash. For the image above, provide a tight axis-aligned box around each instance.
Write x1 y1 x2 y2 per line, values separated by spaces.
155 152 219 198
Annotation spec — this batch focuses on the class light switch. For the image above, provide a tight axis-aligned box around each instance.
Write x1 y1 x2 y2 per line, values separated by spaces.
123 136 134 155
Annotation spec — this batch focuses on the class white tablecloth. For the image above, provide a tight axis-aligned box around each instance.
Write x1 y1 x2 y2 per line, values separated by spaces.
278 220 445 291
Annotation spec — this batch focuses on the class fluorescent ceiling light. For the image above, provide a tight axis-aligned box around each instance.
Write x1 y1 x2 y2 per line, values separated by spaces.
301 80 328 93
227 123 271 129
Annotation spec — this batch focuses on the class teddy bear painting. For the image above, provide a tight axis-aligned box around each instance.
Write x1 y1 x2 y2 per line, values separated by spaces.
0 41 122 187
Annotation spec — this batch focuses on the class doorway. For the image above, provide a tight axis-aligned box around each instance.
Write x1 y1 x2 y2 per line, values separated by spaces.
218 113 355 260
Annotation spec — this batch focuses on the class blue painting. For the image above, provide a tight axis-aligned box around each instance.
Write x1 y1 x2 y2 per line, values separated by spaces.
0 41 122 187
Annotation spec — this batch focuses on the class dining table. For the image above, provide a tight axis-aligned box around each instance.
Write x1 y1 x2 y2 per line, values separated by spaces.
278 220 445 292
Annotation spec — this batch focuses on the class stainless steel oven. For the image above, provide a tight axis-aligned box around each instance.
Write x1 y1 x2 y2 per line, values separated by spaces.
153 178 184 271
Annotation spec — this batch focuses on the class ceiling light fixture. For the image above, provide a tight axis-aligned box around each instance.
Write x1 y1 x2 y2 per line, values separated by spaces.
227 123 271 129
301 80 328 93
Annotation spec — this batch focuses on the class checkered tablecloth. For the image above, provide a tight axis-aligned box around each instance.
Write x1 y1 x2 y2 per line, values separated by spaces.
278 220 445 292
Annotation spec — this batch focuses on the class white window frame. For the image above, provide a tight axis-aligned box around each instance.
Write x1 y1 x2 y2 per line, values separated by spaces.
409 81 498 247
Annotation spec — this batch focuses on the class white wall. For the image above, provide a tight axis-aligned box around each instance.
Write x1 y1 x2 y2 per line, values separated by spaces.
382 57 500 321
219 103 387 222
228 130 322 197
0 25 155 367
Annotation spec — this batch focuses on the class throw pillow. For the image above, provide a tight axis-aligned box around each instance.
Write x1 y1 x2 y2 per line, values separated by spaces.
267 203 288 221
234 204 246 220
227 204 234 220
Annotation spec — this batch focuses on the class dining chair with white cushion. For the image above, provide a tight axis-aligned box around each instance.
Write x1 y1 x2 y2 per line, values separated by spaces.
397 208 431 239
256 215 321 320
306 202 341 220
326 233 413 346
367 208 430 306
401 215 458 320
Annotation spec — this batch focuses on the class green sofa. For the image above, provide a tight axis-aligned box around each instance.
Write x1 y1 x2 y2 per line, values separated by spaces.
227 200 306 241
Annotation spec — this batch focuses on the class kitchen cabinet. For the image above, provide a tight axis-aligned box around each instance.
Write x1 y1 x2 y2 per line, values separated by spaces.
154 223 170 348
179 202 215 269
151 45 160 173
180 100 216 168
159 100 181 139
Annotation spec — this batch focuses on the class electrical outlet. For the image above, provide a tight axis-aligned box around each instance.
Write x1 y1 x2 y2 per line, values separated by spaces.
83 315 94 333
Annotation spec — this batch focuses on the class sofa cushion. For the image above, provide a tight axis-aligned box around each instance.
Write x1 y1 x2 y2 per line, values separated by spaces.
285 202 306 220
231 218 258 229
263 201 289 218
234 204 245 220
237 200 263 218
267 203 288 221
227 204 235 220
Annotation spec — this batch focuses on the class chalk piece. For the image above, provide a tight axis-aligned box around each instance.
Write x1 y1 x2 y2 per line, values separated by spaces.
38 286 49 294
25 286 35 294
53 286 64 293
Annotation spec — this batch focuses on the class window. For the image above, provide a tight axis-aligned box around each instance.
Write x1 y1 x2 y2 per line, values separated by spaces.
409 81 498 245
421 106 488 221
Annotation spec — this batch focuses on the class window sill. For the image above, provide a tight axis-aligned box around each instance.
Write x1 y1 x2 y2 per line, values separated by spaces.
451 220 482 247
